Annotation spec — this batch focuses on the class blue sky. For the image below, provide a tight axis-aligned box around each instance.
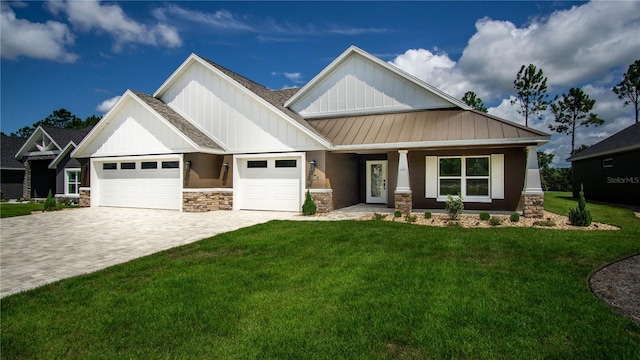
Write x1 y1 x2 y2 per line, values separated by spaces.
2 1 639 166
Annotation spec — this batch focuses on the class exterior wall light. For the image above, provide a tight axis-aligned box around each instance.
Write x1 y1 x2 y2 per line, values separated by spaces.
309 160 316 172
223 163 229 171
185 161 192 170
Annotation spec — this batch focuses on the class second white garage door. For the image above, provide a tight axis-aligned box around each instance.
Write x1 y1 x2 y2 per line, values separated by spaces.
236 156 302 212
95 158 182 210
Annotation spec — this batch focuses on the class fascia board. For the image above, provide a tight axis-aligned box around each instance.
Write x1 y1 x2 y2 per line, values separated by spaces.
48 141 77 169
284 45 472 111
332 137 550 152
153 53 199 98
567 143 640 162
15 126 62 159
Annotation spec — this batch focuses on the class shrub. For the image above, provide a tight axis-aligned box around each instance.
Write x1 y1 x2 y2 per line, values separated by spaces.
489 217 503 226
445 194 464 220
479 212 491 221
446 220 461 228
0 190 6 201
43 190 57 212
510 213 520 222
533 219 556 227
424 211 432 219
301 190 317 216
394 210 402 218
405 213 417 223
568 184 592 227
371 212 387 221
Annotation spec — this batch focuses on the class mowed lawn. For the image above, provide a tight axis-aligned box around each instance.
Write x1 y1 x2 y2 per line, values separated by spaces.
2 193 639 359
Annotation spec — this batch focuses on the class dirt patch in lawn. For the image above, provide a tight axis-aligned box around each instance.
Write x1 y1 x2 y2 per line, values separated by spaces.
590 254 640 323
362 211 619 230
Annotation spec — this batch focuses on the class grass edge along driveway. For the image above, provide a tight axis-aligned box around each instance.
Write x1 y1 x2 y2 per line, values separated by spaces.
2 192 639 359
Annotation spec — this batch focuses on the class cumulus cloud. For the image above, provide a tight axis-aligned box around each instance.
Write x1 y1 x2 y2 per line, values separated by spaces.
47 0 182 51
0 4 78 62
96 95 122 113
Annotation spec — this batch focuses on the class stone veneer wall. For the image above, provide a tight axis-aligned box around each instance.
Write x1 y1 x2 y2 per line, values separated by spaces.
522 194 544 218
22 160 31 199
183 190 233 212
395 192 412 214
309 191 333 213
79 188 91 207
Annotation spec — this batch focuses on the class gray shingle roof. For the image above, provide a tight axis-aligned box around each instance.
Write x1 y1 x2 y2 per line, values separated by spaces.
1 135 27 169
131 90 224 151
567 122 640 161
40 125 92 148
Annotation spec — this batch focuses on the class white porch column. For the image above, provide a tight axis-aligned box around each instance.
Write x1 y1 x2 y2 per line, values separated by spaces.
395 150 412 214
522 145 544 218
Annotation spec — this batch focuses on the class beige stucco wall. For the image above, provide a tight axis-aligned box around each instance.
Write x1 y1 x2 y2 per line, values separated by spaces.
183 153 233 188
326 152 360 209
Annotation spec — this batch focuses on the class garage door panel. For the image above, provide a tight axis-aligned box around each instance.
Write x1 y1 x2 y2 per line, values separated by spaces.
237 157 302 212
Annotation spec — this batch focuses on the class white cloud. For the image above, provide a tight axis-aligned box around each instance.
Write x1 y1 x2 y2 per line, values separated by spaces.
284 72 303 83
47 0 182 51
0 4 77 62
96 95 122 113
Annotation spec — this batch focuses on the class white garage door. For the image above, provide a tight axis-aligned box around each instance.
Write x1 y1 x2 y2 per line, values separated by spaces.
96 159 181 210
237 157 302 211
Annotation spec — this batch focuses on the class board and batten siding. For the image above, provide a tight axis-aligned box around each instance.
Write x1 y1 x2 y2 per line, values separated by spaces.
78 97 195 157
160 62 324 153
290 54 455 118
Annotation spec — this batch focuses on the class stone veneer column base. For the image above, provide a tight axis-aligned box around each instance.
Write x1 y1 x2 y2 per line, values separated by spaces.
395 192 412 214
183 190 233 212
309 190 333 213
522 193 544 218
79 188 91 207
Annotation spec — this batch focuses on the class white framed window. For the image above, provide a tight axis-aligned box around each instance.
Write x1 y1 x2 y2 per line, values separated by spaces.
65 168 81 196
438 156 490 201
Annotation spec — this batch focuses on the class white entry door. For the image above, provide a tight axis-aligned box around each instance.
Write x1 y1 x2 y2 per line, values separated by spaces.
366 160 388 203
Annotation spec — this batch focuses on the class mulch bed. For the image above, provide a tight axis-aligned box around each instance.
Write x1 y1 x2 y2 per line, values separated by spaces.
589 254 640 323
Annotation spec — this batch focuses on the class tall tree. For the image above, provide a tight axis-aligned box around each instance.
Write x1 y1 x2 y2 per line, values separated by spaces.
82 115 102 128
511 64 550 127
549 88 604 156
612 59 640 124
41 108 82 129
461 91 488 113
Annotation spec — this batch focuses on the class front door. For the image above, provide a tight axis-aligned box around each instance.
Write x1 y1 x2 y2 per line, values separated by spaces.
366 160 388 203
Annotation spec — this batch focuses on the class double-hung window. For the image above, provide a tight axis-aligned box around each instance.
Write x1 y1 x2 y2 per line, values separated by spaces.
439 156 490 199
65 169 81 196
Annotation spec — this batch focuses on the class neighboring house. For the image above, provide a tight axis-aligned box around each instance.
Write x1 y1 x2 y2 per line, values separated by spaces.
72 46 550 216
1 135 27 199
15 125 92 200
567 122 640 206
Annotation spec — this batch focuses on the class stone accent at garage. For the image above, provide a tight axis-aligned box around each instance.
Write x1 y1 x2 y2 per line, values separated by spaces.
309 190 333 213
522 193 544 218
183 189 233 212
79 188 91 207
395 191 412 214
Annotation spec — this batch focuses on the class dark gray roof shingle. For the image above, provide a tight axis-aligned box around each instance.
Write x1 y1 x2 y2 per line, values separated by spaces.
567 122 640 161
1 135 27 169
131 90 223 151
40 125 92 148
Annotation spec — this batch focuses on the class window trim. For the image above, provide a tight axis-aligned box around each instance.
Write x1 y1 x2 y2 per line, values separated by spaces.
102 162 117 170
275 159 297 168
65 168 81 196
437 155 491 203
120 162 136 170
141 161 158 169
602 158 613 168
161 161 179 169
247 160 268 168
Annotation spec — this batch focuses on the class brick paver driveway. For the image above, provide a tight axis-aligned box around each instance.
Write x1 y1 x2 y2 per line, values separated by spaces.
0 207 295 298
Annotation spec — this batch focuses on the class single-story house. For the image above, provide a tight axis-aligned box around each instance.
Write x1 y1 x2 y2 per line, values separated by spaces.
1 134 27 199
15 125 92 200
72 46 550 217
567 122 639 206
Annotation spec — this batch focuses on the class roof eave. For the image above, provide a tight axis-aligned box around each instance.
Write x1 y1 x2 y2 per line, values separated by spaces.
567 143 640 162
49 142 77 169
332 137 550 152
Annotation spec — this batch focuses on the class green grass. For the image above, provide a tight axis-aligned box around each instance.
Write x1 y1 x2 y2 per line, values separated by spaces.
0 202 78 218
2 193 639 359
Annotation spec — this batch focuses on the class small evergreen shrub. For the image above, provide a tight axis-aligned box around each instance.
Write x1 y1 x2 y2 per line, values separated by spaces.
371 212 387 221
489 217 503 226
43 190 57 212
510 213 520 222
424 211 432 219
479 212 491 221
568 185 592 227
394 210 402 218
446 220 461 228
405 214 417 223
301 190 317 216
445 194 464 220
533 219 556 227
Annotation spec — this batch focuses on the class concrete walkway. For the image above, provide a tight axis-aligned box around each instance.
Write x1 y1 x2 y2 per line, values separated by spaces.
0 207 298 298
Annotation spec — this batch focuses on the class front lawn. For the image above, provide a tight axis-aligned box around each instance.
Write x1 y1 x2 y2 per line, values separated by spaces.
2 193 639 358
0 202 77 218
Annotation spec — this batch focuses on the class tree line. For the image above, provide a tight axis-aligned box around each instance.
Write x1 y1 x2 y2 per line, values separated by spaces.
2 109 102 138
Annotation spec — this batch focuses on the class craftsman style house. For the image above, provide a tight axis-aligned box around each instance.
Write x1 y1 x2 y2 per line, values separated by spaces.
72 46 549 216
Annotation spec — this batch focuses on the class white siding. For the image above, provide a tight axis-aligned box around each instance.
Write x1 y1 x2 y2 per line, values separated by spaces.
77 98 194 157
160 62 324 153
290 55 455 118
491 154 505 199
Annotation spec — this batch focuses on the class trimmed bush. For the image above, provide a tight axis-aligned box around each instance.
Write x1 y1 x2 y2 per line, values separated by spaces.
424 211 432 219
489 217 503 226
394 210 402 218
510 213 520 223
568 185 592 227
301 190 317 216
371 213 387 221
533 219 556 227
445 194 464 220
405 214 417 223
43 190 57 212
479 212 491 221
